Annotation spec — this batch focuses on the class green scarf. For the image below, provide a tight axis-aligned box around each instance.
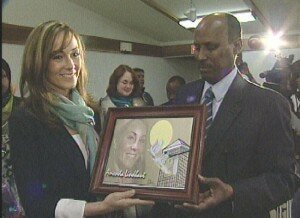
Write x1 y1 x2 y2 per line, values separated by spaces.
49 89 98 175
111 96 133 107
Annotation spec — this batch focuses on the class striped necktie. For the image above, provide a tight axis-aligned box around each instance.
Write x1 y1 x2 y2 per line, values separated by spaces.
203 87 215 131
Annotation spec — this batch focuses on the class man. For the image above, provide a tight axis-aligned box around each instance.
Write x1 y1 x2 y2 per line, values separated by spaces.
153 13 299 218
133 68 154 106
291 59 300 218
235 53 258 84
291 59 300 115
161 75 186 106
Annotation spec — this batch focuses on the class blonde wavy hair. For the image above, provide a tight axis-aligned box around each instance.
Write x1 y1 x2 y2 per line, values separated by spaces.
20 20 97 126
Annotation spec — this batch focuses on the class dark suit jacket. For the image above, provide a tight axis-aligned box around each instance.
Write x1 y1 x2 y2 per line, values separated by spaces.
153 73 299 218
9 107 95 218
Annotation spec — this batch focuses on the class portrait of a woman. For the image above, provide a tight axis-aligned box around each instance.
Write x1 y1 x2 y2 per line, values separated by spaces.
104 119 149 185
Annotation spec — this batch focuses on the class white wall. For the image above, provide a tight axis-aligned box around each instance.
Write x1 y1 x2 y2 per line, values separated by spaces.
2 43 199 105
2 0 199 105
2 0 159 45
85 52 199 103
2 0 300 105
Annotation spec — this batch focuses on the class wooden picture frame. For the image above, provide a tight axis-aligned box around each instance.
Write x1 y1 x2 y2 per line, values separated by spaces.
90 105 207 203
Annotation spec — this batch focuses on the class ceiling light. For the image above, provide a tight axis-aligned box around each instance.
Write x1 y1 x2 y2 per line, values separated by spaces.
179 18 202 29
234 10 256 22
184 7 197 22
179 10 256 29
184 0 197 22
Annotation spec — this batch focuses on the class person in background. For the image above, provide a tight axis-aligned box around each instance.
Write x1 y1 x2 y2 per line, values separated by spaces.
133 67 154 106
291 59 300 116
161 75 186 106
291 59 300 218
259 57 300 218
100 65 147 132
235 53 258 84
9 20 153 218
152 12 299 218
2 58 24 217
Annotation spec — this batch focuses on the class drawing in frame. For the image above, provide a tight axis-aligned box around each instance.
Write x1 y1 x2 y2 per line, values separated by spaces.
90 105 207 204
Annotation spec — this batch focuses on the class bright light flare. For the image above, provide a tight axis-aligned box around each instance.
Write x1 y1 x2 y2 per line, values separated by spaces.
262 31 285 54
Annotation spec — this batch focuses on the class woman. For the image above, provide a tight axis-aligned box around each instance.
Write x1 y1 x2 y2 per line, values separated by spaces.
104 119 148 185
9 21 153 218
2 58 24 217
100 65 146 132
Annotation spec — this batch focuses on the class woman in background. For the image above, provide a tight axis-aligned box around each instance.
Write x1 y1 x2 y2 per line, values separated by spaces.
9 20 153 218
2 58 24 217
100 65 146 132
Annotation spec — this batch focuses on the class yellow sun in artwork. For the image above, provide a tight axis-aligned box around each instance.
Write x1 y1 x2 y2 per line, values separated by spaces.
149 120 173 148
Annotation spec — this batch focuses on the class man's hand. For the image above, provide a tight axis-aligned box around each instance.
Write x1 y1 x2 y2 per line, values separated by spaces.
176 175 234 212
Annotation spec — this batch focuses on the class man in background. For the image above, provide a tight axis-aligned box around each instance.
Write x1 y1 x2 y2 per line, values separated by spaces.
133 68 154 106
235 53 258 84
161 75 186 106
291 59 300 218
153 12 299 218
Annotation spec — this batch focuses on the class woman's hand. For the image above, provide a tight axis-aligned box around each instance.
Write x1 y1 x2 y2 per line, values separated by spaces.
84 189 154 217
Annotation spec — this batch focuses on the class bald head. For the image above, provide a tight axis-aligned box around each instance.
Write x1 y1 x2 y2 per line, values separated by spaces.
193 12 242 84
166 76 186 101
197 13 241 43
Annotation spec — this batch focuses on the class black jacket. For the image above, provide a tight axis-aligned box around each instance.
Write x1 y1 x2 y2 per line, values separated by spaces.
9 107 95 217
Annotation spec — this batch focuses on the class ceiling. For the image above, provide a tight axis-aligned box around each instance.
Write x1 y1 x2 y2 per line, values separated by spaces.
68 0 300 45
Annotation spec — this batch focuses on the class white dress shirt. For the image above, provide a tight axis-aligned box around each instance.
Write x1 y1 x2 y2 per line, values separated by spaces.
201 68 238 119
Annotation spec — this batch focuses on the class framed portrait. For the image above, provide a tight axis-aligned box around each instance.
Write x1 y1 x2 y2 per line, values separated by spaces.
90 105 207 204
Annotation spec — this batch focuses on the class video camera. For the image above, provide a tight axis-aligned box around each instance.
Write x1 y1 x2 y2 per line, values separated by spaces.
259 54 299 98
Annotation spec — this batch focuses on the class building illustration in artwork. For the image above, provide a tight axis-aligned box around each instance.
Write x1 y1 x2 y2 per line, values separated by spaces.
149 138 190 188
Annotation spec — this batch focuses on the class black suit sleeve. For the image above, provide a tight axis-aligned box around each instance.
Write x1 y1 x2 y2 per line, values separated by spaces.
231 93 299 216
